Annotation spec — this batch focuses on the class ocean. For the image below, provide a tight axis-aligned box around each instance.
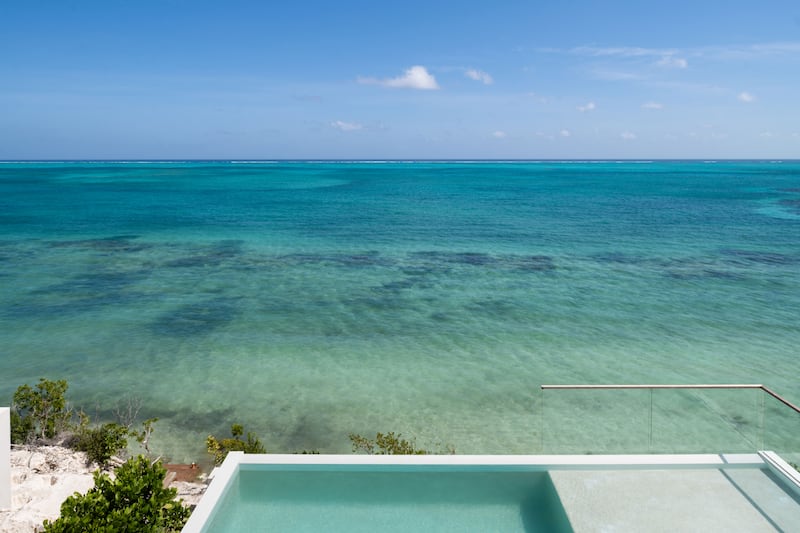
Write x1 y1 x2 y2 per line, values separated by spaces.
1 160 798 462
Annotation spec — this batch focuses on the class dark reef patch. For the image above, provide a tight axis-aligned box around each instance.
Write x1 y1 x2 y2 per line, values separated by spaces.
150 297 243 337
276 251 391 268
592 252 647 265
409 251 495 266
48 235 151 253
165 240 245 268
7 268 153 317
720 248 796 266
779 198 800 214
511 255 556 272
664 269 744 281
465 298 519 316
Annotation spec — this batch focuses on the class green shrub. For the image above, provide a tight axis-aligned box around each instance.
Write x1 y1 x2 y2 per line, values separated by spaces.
349 431 429 455
74 422 130 468
206 423 266 466
11 378 71 442
42 455 190 533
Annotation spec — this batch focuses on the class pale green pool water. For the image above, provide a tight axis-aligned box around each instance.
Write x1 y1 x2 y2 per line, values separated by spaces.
204 466 572 532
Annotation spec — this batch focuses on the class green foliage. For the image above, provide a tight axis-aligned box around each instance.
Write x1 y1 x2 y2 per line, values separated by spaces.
74 422 130 468
349 432 429 455
10 409 34 444
130 417 159 454
206 423 266 466
42 455 190 533
11 378 71 442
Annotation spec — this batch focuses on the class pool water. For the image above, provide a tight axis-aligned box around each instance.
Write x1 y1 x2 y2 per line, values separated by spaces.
204 466 573 532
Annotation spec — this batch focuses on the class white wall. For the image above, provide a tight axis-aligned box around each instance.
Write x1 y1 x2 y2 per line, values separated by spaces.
0 407 10 510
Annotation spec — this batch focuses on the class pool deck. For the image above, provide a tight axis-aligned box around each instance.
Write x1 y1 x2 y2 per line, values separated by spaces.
183 452 800 533
551 467 800 532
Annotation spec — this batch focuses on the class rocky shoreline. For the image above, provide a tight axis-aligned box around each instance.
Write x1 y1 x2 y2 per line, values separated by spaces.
1 445 207 533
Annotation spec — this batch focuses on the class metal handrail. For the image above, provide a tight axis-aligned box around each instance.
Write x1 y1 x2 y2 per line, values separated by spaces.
540 384 800 414
540 384 799 453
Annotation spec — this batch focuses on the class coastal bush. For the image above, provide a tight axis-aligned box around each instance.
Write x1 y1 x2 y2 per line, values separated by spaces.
11 378 71 442
130 417 159 455
74 420 130 468
206 423 266 465
42 455 190 533
349 432 429 455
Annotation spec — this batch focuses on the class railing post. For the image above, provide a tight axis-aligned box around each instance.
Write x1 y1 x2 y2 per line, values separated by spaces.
649 389 653 452
540 388 545 453
759 389 765 450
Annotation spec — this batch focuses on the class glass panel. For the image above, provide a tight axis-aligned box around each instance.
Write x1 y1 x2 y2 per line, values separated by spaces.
541 387 770 454
541 389 650 453
650 388 761 453
762 393 800 467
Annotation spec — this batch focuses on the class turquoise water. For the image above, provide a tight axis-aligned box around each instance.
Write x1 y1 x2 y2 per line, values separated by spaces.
1 161 799 461
205 466 571 533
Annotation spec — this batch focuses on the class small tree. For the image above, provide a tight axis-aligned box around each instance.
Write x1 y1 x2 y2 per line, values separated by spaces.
349 431 455 455
11 378 71 442
349 432 428 455
74 420 130 468
130 417 159 455
42 455 190 532
206 423 266 466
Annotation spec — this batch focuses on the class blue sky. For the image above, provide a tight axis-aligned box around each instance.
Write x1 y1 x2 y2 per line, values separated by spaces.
2 0 799 159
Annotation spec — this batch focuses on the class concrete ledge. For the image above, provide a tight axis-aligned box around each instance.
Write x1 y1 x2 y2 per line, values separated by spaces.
1 407 10 510
759 451 800 497
182 452 768 533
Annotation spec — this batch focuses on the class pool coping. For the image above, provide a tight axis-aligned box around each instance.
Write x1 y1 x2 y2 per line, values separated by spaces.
182 451 800 533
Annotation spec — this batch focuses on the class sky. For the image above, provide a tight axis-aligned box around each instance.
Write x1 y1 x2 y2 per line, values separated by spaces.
1 0 800 159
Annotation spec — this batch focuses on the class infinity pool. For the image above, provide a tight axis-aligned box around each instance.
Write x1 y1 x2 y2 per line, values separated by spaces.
196 463 572 532
183 452 800 533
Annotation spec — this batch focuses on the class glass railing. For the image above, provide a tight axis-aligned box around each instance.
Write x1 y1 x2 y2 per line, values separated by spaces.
540 384 799 462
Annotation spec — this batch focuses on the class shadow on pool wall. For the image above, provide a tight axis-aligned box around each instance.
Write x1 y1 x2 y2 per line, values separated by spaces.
519 473 573 532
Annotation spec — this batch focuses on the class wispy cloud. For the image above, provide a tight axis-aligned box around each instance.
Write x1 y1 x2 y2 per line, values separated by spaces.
738 91 756 103
656 56 688 69
568 46 679 58
358 66 440 90
559 129 571 137
620 131 637 140
642 102 664 110
589 69 644 81
331 120 362 132
552 41 800 62
577 101 596 112
492 130 507 138
465 69 493 85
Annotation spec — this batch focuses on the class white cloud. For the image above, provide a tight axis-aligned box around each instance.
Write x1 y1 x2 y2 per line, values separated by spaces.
656 56 688 68
589 69 644 81
559 129 571 137
738 91 756 103
759 131 774 138
492 130 507 138
620 131 637 140
577 101 596 112
465 69 493 85
550 41 800 62
642 102 664 110
331 120 362 132
569 46 678 58
526 92 549 103
358 66 440 90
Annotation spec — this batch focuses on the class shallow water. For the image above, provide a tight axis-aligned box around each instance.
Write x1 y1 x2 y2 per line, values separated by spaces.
1 161 798 461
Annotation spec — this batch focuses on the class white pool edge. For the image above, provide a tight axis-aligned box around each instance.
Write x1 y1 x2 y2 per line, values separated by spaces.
182 451 778 533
